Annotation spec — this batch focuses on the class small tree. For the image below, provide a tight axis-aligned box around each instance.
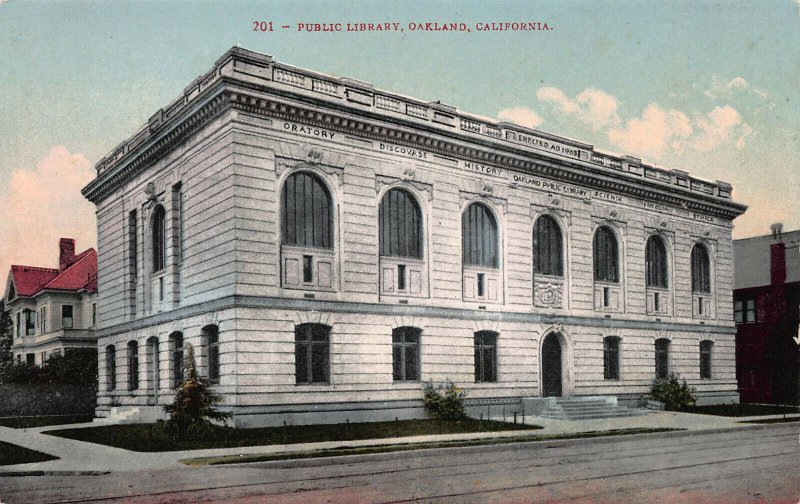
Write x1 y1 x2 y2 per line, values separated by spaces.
164 343 231 435
422 380 467 420
651 373 697 411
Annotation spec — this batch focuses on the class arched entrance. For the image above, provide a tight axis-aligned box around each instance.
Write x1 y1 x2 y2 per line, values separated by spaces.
542 333 563 397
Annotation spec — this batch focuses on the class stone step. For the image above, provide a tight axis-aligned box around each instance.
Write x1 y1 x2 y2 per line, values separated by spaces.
541 410 643 420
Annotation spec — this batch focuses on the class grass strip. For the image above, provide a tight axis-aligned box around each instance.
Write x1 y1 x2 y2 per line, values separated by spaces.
0 415 95 429
739 417 800 425
46 418 541 452
684 404 799 417
0 441 59 466
180 427 681 466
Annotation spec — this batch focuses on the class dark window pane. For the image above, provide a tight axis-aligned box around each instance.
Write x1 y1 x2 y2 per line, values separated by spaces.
295 342 308 384
380 189 422 258
462 203 498 268
604 337 620 380
646 236 668 288
397 264 406 290
691 244 711 293
282 172 333 249
655 339 669 379
700 341 712 379
405 345 419 381
303 255 313 283
593 226 619 282
474 331 497 383
295 324 330 384
106 346 116 391
152 205 166 272
534 215 563 277
392 345 403 381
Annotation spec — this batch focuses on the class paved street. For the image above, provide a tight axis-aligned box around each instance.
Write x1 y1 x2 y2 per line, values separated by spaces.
1 423 798 503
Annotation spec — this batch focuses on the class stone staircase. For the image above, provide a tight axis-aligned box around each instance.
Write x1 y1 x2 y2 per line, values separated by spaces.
523 396 646 420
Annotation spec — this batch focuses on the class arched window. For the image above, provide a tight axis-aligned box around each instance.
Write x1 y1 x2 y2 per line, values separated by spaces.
380 188 422 258
169 332 183 388
700 340 713 379
281 171 333 249
533 215 563 277
392 327 421 382
603 336 620 380
295 323 330 384
151 205 166 272
127 341 139 391
691 244 711 293
645 236 668 288
474 331 498 383
655 339 670 379
462 203 498 268
106 345 116 391
593 226 619 282
202 325 220 383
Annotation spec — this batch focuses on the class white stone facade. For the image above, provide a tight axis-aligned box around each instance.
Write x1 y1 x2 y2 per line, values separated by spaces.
83 48 746 426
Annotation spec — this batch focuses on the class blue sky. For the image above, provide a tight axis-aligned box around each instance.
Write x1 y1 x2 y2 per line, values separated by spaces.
1 0 798 280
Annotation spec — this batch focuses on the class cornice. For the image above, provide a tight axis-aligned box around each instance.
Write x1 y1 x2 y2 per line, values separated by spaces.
83 59 746 221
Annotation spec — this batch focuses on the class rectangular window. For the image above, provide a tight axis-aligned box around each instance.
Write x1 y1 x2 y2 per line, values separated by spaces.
61 305 73 329
734 298 756 324
128 342 139 391
700 341 712 379
698 297 704 315
603 287 610 307
477 273 485 297
92 303 97 326
474 331 497 383
15 312 20 338
392 327 420 381
655 339 670 379
158 277 164 302
40 306 47 333
603 337 620 380
26 353 34 365
171 334 184 388
302 255 313 283
397 264 406 291
295 324 330 384
25 310 36 336
106 346 116 391
653 292 660 312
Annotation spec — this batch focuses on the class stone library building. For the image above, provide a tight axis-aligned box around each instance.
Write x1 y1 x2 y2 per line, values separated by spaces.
82 47 746 426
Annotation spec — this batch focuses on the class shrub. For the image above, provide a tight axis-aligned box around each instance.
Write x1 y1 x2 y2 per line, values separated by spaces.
651 373 697 411
0 349 97 386
422 380 467 420
164 343 231 435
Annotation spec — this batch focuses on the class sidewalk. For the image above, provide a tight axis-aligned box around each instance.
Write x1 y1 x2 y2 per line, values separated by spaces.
1 410 798 475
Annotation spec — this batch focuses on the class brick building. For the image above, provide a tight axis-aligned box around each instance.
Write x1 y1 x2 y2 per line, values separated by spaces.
82 48 746 426
734 224 800 404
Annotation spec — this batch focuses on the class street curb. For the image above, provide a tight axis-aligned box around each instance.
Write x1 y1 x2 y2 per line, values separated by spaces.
0 470 110 478
182 421 797 469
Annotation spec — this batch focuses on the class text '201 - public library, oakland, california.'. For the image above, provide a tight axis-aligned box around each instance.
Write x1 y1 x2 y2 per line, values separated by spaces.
81 47 746 427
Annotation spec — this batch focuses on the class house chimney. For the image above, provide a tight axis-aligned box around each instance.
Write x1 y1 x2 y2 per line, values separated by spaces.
770 222 783 240
59 238 76 271
770 242 786 286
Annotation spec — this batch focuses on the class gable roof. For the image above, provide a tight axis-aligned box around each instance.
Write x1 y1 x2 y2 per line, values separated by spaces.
8 266 59 297
42 249 97 293
5 247 97 300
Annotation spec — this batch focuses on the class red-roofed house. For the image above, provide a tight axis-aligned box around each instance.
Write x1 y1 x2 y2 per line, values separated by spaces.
3 238 98 364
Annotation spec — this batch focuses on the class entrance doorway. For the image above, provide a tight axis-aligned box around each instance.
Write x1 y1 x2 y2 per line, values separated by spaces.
542 333 563 397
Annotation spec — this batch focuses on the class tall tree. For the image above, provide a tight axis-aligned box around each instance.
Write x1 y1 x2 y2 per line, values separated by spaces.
0 300 13 366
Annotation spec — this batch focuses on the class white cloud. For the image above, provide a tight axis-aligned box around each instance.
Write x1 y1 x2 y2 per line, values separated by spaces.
497 106 543 129
537 86 620 131
0 147 96 288
704 75 768 100
692 106 745 151
607 104 693 159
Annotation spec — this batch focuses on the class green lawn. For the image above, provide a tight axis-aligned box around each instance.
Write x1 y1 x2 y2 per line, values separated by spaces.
0 441 58 466
47 418 540 452
0 415 95 429
685 404 799 417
